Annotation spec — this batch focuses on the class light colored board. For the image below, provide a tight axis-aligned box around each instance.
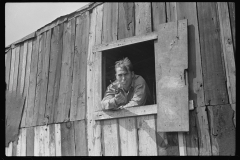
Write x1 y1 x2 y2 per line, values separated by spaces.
20 41 28 95
195 106 211 155
49 124 56 156
102 119 120 156
57 19 75 122
166 2 177 22
137 115 158 156
152 2 166 32
178 132 186 156
34 126 40 156
34 33 45 126
55 124 61 156
44 125 50 156
26 127 34 156
52 23 64 124
39 126 45 156
217 2 236 104
93 31 157 52
12 46 20 92
12 140 17 156
197 2 229 106
20 128 26 156
61 122 75 156
17 44 24 94
155 20 189 132
37 30 52 126
74 120 88 156
6 142 13 156
16 129 22 156
9 47 16 92
94 104 157 120
5 49 12 90
118 2 135 39
119 117 138 155
101 3 119 156
27 37 40 127
135 2 152 35
87 5 103 156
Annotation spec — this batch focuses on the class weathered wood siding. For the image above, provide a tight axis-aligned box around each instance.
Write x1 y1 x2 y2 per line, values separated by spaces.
5 2 235 156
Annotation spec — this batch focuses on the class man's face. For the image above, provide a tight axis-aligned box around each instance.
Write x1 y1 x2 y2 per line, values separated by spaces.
115 67 134 91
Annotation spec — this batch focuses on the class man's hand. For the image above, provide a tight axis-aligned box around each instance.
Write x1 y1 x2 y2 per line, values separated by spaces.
114 92 126 105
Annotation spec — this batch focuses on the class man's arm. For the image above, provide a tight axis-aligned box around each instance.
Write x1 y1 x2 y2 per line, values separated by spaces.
101 86 118 110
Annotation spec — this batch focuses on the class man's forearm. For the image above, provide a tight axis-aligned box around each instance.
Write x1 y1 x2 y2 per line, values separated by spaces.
101 98 118 110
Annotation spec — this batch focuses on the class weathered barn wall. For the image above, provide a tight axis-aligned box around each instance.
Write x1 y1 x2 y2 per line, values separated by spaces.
5 2 235 156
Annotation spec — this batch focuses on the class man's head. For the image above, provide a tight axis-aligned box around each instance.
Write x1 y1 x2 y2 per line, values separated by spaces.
115 57 134 91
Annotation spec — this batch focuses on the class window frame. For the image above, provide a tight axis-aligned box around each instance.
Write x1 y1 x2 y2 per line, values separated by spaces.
93 31 158 121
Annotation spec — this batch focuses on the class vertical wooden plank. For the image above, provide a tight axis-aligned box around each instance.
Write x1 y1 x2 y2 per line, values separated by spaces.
227 2 235 55
197 2 229 106
43 125 50 156
6 142 13 156
5 49 12 90
135 2 152 34
20 41 28 95
49 124 56 156
195 106 212 155
22 41 33 128
175 2 204 155
117 2 138 156
217 2 236 104
37 30 52 126
152 2 166 32
20 41 28 128
12 46 20 92
34 33 45 126
12 140 17 156
118 117 138 155
76 12 89 120
16 129 22 156
55 124 61 156
87 4 103 156
74 120 87 156
137 115 158 156
101 2 120 156
9 48 16 92
34 126 40 156
61 122 75 156
20 128 26 156
57 18 75 122
118 2 135 39
135 2 158 156
27 37 40 127
166 2 177 22
17 44 24 94
102 119 119 156
26 127 34 156
53 23 64 124
207 105 235 155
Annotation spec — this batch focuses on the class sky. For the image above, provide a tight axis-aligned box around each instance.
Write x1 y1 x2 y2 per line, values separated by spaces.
5 2 89 47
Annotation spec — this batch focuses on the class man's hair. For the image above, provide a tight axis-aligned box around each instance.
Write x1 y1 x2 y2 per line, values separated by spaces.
115 57 133 72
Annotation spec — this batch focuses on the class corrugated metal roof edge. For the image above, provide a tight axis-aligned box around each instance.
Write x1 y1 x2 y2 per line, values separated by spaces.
5 2 103 51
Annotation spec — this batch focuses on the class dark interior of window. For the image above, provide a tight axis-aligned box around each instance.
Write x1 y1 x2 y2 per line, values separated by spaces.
102 40 156 104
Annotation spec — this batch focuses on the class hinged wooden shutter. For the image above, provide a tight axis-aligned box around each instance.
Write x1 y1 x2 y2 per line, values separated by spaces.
154 19 189 132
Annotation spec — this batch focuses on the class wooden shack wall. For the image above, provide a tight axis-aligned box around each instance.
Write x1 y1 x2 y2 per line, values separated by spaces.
5 2 235 156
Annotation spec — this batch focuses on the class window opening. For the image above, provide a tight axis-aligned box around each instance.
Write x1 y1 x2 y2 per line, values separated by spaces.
102 39 156 105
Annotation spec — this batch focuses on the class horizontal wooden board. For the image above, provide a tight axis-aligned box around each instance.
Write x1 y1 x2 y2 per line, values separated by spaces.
94 104 157 120
92 31 157 52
